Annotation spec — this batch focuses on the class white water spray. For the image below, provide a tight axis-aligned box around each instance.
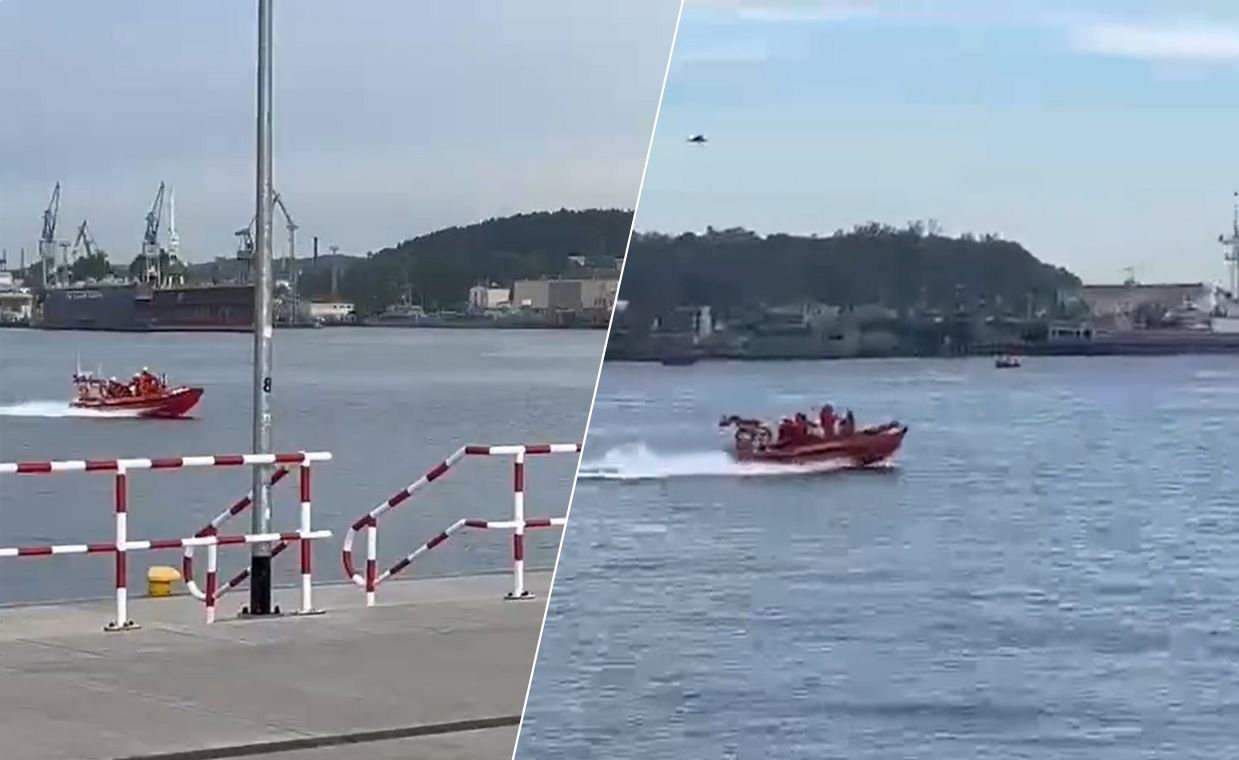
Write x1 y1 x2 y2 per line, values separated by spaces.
0 401 143 419
577 442 858 481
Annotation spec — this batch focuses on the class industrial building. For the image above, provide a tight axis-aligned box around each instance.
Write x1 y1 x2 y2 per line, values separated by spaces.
0 272 33 324
1081 282 1215 319
511 277 618 313
302 299 355 323
468 284 511 310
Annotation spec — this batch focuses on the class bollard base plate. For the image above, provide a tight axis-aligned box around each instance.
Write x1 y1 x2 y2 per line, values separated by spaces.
237 604 284 619
289 607 326 617
504 591 536 601
104 620 140 632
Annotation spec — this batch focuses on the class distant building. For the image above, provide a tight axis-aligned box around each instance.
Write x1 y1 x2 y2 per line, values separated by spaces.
0 290 34 322
696 305 713 340
512 277 618 312
512 279 550 309
1081 283 1214 320
1212 315 1239 333
579 278 619 311
304 299 355 323
468 285 511 310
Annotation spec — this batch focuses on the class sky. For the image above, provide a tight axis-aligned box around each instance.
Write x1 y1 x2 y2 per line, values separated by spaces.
636 0 1239 284
0 0 681 264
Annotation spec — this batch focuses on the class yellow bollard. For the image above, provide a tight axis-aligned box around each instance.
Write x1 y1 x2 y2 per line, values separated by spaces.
147 566 182 597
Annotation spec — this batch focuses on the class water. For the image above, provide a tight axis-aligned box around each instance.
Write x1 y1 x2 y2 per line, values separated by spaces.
0 327 599 605
518 357 1239 759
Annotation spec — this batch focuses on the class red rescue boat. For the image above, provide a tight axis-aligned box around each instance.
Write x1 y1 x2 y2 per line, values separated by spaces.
718 413 907 467
71 367 203 419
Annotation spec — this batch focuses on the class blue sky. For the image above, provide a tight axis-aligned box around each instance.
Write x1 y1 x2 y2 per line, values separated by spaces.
0 0 680 264
637 0 1239 284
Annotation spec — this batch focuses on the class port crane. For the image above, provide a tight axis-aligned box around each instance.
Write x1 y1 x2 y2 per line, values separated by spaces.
273 191 298 273
272 191 303 318
236 191 297 264
39 182 61 287
71 220 100 260
139 182 167 284
235 190 299 313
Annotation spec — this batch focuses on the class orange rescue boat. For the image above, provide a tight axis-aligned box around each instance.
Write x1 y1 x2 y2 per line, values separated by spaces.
718 412 907 467
71 367 203 419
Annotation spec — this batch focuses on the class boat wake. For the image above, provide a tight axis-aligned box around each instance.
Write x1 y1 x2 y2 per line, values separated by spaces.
577 442 860 481
0 400 144 419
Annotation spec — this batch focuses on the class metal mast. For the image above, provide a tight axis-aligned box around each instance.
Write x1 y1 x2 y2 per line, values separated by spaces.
1221 191 1239 299
167 187 180 260
250 0 276 616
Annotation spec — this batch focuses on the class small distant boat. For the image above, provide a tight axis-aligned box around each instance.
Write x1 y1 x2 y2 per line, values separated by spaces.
995 354 1022 369
71 366 203 418
718 413 907 467
660 353 699 366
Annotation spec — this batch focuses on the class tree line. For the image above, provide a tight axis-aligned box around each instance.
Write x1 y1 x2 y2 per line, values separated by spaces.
296 208 632 314
619 222 1082 321
14 209 633 316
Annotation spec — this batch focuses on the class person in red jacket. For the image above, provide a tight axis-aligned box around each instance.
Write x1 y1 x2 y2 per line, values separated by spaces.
776 417 798 448
793 412 812 444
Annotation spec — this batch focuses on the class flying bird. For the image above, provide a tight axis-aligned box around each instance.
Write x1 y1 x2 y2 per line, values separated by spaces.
687 134 708 144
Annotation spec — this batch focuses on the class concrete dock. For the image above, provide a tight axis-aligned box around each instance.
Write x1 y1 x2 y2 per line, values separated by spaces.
0 571 549 760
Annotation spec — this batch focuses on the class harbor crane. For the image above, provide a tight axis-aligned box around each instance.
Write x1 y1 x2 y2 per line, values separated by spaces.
143 182 166 249
71 220 101 262
238 190 296 264
273 191 297 269
141 182 167 284
236 189 299 293
272 191 301 317
235 224 255 262
39 182 61 287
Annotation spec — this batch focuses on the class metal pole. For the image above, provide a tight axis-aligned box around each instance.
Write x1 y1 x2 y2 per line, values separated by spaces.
250 0 276 616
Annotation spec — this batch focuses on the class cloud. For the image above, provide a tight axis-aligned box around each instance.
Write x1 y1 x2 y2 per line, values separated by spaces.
1068 20 1239 62
685 0 878 23
676 39 770 64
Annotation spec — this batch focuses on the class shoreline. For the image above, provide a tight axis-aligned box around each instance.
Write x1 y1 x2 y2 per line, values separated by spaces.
0 323 608 334
609 344 1239 363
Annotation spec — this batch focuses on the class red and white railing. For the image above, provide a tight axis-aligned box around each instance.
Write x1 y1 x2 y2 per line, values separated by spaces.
181 465 302 605
341 443 578 605
0 451 331 630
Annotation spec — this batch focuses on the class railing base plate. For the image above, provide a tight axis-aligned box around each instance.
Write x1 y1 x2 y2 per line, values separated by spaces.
290 608 326 617
237 604 284 619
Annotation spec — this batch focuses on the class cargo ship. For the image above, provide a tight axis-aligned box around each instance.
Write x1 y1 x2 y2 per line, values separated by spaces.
23 181 324 332
37 281 254 332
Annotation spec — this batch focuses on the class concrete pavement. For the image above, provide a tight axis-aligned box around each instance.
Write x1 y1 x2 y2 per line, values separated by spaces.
0 572 548 760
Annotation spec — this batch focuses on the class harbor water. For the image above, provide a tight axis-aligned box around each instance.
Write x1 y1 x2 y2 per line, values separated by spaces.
0 327 598 605
519 356 1239 759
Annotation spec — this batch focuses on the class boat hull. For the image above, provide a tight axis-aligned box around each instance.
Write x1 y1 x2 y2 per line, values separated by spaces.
71 386 203 419
733 425 908 467
38 283 254 332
